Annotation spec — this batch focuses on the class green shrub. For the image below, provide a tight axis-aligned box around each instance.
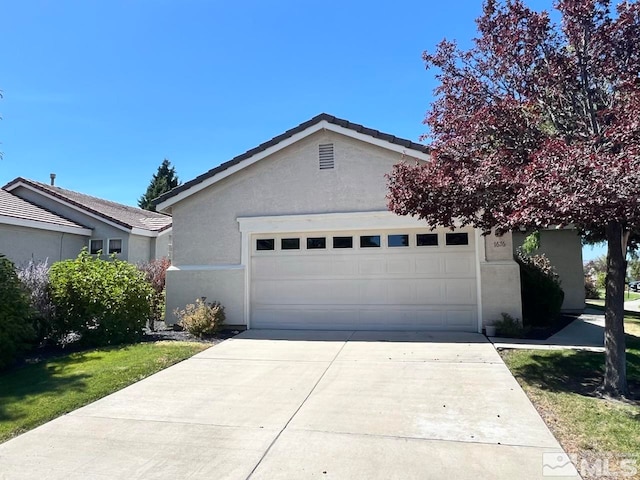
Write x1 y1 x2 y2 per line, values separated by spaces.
175 298 225 338
595 271 606 291
515 250 564 327
0 255 34 369
494 312 524 338
48 250 154 346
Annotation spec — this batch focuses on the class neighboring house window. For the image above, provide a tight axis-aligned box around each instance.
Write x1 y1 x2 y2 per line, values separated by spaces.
108 239 123 255
90 239 103 255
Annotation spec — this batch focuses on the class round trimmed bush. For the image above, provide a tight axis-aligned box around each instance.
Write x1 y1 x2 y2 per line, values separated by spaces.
49 250 154 346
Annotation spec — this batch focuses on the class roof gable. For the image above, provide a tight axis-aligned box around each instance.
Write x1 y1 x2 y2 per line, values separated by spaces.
0 188 92 235
3 178 172 234
154 113 430 211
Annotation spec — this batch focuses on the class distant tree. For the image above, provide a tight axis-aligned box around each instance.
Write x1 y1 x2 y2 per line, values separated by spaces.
387 0 640 397
138 159 180 211
584 254 607 280
628 259 640 281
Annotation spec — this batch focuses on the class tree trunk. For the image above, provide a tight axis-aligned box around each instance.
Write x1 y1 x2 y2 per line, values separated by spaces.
602 221 629 397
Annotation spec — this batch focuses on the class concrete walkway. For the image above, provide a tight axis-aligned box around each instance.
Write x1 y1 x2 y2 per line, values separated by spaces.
0 330 578 479
491 309 605 352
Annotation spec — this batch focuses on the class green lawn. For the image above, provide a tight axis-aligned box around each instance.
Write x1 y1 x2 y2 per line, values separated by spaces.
501 322 640 479
590 289 640 302
0 341 209 443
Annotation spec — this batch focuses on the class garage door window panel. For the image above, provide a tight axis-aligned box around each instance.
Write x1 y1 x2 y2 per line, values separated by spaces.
388 234 409 247
445 233 469 246
281 238 300 250
416 234 438 246
256 239 275 251
333 236 353 249
360 235 381 248
307 237 327 249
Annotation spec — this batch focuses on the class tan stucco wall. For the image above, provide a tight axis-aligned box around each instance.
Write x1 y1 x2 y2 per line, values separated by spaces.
512 229 585 312
171 130 413 266
480 231 523 326
165 130 420 325
154 229 172 260
165 267 245 325
127 235 152 264
0 224 88 265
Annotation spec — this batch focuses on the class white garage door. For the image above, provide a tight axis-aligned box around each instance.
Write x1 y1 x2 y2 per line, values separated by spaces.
250 228 478 331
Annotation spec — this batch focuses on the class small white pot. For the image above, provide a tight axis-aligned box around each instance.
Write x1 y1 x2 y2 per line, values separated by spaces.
485 325 497 337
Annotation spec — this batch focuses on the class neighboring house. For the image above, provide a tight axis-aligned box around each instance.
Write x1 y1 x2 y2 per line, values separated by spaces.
0 188 92 265
155 113 584 332
1 178 172 265
512 230 585 313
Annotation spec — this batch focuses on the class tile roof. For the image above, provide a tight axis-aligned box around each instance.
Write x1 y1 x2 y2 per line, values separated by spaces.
0 188 89 231
154 113 430 206
3 178 172 233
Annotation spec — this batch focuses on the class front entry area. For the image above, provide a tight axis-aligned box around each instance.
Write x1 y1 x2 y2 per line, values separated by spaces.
249 227 479 331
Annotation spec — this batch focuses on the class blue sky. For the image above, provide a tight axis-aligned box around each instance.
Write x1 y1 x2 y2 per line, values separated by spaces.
0 0 605 262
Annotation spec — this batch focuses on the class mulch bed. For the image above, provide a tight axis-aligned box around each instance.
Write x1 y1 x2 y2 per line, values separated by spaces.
522 314 580 340
15 324 241 367
142 322 241 344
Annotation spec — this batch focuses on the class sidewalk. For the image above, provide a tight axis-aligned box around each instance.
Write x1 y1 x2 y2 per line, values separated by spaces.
490 308 605 352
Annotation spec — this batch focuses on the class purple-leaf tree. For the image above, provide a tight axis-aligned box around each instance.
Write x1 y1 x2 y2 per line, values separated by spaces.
388 0 640 397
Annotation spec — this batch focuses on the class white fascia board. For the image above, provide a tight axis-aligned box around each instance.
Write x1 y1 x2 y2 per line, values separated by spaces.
130 226 172 237
131 227 158 237
156 120 431 212
322 122 431 162
237 211 465 234
0 215 93 236
6 182 132 234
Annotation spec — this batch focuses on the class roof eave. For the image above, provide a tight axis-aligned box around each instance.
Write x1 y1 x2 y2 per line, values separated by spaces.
5 179 135 232
0 215 93 236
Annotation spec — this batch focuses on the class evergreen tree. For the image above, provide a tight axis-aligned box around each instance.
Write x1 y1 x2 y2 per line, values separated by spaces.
138 159 180 211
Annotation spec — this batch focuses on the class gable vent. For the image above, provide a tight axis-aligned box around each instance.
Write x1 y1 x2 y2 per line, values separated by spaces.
319 143 335 170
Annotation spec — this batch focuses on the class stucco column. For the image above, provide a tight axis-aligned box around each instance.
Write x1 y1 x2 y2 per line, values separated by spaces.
479 230 523 326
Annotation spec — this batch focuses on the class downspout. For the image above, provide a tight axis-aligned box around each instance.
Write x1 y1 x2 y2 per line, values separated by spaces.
59 232 66 261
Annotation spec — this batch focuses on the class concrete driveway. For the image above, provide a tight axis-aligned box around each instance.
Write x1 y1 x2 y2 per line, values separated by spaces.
0 330 578 479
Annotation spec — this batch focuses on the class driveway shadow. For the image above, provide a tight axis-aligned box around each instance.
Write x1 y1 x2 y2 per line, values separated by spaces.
237 329 489 344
